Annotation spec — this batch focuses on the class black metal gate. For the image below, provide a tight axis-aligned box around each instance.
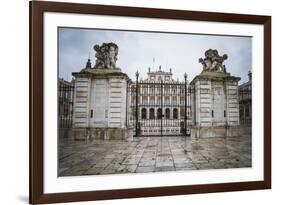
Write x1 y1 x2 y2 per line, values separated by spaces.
58 81 74 128
128 72 191 137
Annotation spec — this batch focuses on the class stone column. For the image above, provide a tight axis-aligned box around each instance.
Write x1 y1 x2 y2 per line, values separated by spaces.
72 69 132 140
71 42 133 141
190 49 240 138
191 72 240 138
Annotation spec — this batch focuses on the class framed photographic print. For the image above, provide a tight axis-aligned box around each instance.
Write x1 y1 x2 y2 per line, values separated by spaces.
29 0 271 204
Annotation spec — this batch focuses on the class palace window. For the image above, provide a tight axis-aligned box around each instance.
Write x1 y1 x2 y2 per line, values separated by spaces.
180 108 185 118
180 97 184 104
245 107 250 117
142 96 148 104
165 108 170 119
149 85 154 93
165 96 170 104
157 108 162 119
156 85 161 93
150 96 155 104
157 96 161 104
150 75 155 81
141 108 147 120
173 108 178 119
180 88 185 94
143 88 147 95
149 108 155 119
172 96 177 104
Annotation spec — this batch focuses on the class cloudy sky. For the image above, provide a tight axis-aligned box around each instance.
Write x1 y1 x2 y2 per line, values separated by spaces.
58 27 252 84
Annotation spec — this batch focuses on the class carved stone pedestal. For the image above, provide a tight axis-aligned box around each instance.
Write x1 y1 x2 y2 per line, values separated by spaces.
71 68 131 141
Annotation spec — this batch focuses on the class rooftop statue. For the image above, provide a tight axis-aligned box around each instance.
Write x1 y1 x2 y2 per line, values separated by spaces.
93 42 119 69
199 49 228 72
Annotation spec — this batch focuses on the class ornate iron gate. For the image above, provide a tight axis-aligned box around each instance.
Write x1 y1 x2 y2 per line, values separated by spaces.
128 72 191 137
58 81 74 128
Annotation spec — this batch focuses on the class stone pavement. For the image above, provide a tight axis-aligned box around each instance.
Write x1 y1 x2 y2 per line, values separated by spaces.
58 136 251 176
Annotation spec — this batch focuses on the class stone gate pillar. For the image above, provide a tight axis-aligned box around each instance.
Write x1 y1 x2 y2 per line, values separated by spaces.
190 49 241 138
71 42 132 140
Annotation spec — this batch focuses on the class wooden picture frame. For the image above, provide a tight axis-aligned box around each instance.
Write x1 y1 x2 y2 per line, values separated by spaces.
30 1 271 204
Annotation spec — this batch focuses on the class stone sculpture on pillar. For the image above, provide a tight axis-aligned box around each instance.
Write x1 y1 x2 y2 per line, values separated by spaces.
190 49 240 139
199 49 228 72
93 42 119 69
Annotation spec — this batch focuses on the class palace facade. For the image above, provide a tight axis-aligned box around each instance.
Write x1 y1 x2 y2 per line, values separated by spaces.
129 66 191 136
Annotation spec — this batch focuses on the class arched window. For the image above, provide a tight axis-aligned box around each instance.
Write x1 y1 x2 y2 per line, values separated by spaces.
173 108 178 119
149 108 155 119
157 108 162 119
141 108 147 120
165 108 170 119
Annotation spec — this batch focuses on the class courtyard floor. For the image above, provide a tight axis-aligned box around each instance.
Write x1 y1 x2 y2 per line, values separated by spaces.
58 136 251 176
